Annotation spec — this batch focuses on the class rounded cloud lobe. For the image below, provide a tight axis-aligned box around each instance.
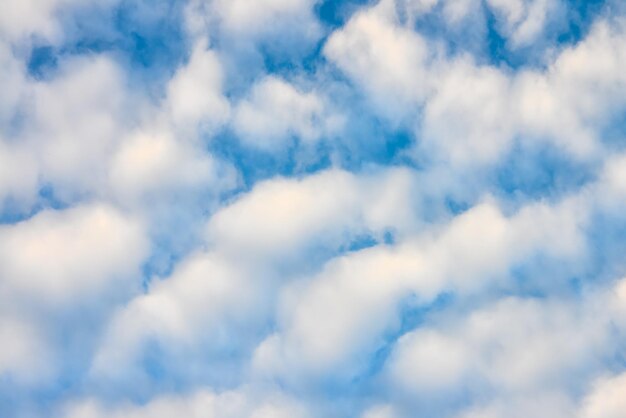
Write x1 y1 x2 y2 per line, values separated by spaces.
1 1 626 417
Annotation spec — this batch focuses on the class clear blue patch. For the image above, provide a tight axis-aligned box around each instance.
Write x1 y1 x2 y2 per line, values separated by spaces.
363 292 455 379
27 46 59 79
0 184 70 225
584 212 626 284
557 0 608 46
315 0 375 28
493 142 596 204
50 0 188 90
209 130 333 190
345 234 379 252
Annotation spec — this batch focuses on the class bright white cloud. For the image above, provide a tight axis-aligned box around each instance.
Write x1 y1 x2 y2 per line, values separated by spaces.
252 194 588 381
233 76 343 150
0 314 53 384
580 372 626 418
109 129 234 204
2 0 626 416
62 389 309 418
93 167 419 379
0 0 82 42
0 204 148 305
207 167 419 261
165 41 230 134
324 3 431 119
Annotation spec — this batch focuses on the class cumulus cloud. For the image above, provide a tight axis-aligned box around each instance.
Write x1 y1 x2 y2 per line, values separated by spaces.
165 41 230 133
251 194 588 382
486 0 564 47
233 76 343 151
62 388 309 418
0 204 148 305
580 372 626 418
2 0 626 417
324 2 432 119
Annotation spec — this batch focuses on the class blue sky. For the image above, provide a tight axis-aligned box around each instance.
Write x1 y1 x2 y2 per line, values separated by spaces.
1 0 626 417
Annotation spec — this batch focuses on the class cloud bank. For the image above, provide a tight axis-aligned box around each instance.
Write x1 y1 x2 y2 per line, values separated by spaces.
1 0 626 417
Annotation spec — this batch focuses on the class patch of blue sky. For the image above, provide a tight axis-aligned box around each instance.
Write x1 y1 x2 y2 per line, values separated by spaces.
558 0 609 45
27 0 188 89
315 0 376 28
369 292 455 372
0 184 70 225
4 0 626 416
481 0 609 70
584 212 626 284
493 142 597 205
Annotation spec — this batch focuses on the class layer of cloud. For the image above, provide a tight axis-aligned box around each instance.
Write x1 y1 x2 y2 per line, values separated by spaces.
1 0 626 417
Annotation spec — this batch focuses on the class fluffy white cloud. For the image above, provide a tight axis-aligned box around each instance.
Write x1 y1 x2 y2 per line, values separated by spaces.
207 167 419 260
233 76 343 150
3 0 626 416
0 0 84 42
184 0 321 46
0 204 148 306
580 372 626 418
324 2 431 119
361 404 399 418
0 203 148 386
456 392 576 418
165 41 230 133
420 58 514 165
486 0 563 47
63 389 309 418
213 0 316 36
0 139 39 211
0 314 53 384
325 2 626 167
90 250 258 379
93 167 419 379
24 54 129 199
109 129 234 204
252 195 588 381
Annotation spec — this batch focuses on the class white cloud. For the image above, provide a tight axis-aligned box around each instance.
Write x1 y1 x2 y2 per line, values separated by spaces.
184 0 321 47
486 0 562 47
93 167 419 378
0 204 148 306
25 54 129 199
456 392 576 418
252 195 588 381
108 129 234 204
324 3 431 120
361 404 399 418
62 389 309 418
214 0 316 36
0 0 83 42
90 250 258 380
388 329 469 393
0 314 53 384
420 58 514 165
579 372 626 418
207 167 419 261
2 0 626 415
233 76 343 151
0 42 27 126
324 4 626 168
165 41 230 134
0 139 39 211
386 296 608 401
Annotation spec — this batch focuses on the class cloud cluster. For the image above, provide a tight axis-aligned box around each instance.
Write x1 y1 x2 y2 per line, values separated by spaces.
1 0 626 417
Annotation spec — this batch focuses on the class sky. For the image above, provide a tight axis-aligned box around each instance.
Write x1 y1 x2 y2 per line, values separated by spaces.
1 0 626 417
